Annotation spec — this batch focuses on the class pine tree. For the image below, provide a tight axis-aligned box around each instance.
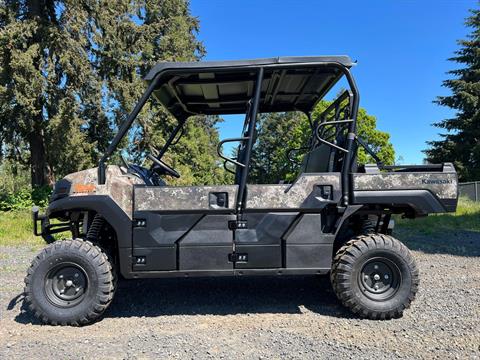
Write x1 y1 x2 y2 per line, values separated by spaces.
0 0 109 186
0 0 227 187
425 7 480 181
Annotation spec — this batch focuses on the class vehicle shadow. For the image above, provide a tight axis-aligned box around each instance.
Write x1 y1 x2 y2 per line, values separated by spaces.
13 275 355 324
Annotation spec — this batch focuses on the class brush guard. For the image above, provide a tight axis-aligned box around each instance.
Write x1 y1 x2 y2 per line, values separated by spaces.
32 206 70 243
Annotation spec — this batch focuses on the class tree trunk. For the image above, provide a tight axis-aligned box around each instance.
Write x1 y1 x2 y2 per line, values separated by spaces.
26 1 50 188
29 126 48 187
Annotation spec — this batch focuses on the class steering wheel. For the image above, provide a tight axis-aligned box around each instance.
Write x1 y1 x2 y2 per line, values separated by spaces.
147 154 181 178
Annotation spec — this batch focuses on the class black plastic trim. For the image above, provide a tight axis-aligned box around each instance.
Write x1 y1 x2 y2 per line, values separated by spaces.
47 196 132 247
144 56 355 80
352 190 447 215
440 198 458 213
125 268 329 279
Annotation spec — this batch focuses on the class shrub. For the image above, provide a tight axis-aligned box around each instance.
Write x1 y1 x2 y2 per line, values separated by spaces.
0 186 52 211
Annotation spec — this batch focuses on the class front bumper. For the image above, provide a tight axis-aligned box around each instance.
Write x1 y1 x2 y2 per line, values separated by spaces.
32 206 47 236
32 206 69 243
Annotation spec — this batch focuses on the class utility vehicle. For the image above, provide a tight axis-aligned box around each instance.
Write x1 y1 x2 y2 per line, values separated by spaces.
26 56 458 325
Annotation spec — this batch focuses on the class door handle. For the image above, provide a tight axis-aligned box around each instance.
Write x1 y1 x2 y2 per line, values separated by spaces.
209 192 229 209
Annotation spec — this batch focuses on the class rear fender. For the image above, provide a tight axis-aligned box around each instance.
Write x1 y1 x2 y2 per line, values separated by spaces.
352 189 454 216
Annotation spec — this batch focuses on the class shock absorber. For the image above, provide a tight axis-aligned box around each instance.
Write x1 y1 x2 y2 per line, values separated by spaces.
86 214 105 242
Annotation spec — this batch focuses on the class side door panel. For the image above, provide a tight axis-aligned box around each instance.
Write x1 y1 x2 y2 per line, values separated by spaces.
237 173 341 270
179 214 235 270
132 213 200 271
283 213 335 269
245 173 342 210
235 213 297 269
132 185 238 272
134 185 238 212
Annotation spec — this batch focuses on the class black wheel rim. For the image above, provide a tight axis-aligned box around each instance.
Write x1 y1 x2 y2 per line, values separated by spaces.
45 263 88 307
358 257 401 301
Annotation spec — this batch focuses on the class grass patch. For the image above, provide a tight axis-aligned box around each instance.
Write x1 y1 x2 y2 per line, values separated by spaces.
396 198 480 236
396 198 480 256
0 210 44 247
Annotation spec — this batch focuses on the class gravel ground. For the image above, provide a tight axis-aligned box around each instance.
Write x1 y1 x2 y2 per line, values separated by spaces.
0 231 479 359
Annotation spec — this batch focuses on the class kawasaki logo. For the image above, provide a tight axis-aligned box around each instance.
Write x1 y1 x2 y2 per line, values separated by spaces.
422 179 453 185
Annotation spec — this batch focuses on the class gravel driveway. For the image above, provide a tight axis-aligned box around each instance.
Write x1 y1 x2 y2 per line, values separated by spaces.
1 231 479 359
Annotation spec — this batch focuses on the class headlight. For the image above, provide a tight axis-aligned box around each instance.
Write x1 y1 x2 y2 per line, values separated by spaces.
50 179 71 201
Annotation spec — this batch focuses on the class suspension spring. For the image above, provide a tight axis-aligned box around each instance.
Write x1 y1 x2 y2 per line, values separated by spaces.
86 214 105 241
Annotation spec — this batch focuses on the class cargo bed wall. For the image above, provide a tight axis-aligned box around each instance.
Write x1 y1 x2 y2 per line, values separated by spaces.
352 169 458 215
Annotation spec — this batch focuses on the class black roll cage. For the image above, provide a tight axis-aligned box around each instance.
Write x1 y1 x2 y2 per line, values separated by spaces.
97 61 360 206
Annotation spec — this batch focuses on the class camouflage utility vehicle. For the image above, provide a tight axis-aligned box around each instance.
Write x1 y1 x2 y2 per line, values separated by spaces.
27 57 458 325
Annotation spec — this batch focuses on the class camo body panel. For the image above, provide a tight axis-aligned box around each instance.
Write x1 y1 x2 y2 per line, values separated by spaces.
63 166 143 218
353 172 458 199
246 174 341 209
134 185 239 211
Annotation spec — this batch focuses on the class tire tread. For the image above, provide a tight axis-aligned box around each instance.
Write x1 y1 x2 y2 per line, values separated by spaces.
24 238 116 326
331 234 419 320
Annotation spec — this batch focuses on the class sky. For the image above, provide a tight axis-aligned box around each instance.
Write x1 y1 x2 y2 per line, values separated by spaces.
190 0 475 164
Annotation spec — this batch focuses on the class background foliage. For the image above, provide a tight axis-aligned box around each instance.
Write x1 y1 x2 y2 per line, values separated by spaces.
0 0 229 189
425 7 480 181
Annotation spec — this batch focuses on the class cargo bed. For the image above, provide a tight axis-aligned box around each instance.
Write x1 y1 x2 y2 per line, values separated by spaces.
352 163 458 216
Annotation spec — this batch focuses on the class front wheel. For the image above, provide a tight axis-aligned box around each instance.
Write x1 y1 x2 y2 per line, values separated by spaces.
331 234 419 320
24 239 116 326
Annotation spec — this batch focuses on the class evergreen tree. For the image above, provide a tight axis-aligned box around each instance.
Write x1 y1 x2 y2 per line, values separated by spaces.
0 0 104 186
425 7 480 181
0 0 227 187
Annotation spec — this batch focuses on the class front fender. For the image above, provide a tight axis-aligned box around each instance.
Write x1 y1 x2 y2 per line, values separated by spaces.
47 195 132 249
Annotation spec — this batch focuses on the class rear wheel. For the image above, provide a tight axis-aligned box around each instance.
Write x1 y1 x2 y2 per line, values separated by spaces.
24 239 116 326
331 234 419 319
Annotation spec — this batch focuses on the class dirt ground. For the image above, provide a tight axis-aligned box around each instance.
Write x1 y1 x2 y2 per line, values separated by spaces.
1 231 479 359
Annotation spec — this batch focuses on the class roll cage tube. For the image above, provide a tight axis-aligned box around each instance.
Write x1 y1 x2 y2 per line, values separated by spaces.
153 117 186 162
334 66 359 206
216 100 253 172
147 117 186 178
236 67 264 212
315 119 354 153
98 74 163 184
261 62 359 205
217 137 249 169
314 88 384 170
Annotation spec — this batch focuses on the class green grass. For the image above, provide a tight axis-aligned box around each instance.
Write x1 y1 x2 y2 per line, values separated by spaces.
396 197 480 235
0 209 44 247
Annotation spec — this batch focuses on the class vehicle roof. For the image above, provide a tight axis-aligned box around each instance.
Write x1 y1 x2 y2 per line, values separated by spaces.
145 56 355 119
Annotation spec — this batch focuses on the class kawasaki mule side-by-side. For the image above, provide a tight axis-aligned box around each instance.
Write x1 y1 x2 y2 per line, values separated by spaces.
26 56 458 325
